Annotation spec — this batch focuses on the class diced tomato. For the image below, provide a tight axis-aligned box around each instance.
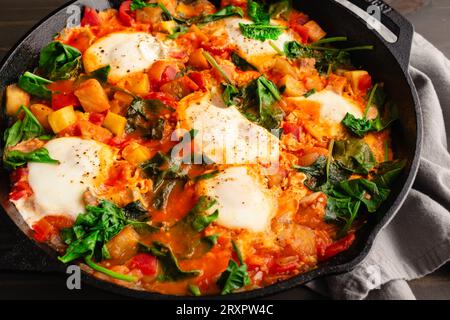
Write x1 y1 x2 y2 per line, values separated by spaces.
10 168 28 184
283 122 302 140
128 254 158 276
81 7 101 27
319 233 356 261
269 256 299 275
118 1 136 27
160 65 178 85
52 91 80 110
32 216 73 243
9 181 33 201
89 112 106 126
289 12 310 43
189 72 206 90
358 74 373 92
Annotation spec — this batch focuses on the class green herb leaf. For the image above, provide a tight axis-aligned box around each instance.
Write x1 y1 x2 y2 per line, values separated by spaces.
58 201 128 263
222 83 240 107
130 0 154 11
217 241 250 295
4 148 59 170
193 170 220 182
123 201 148 222
85 256 137 282
39 42 82 81
247 0 270 25
374 159 407 188
333 139 376 175
198 5 244 24
239 75 284 131
139 241 200 281
202 234 219 250
183 196 219 232
231 52 258 71
18 72 53 100
303 89 316 98
188 284 202 296
90 65 111 82
269 0 291 19
239 23 287 41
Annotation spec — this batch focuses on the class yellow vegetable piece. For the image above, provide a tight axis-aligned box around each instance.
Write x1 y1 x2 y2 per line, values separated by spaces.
103 111 127 137
159 20 177 34
304 20 326 42
48 106 77 133
30 104 52 131
344 70 369 93
6 84 30 116
122 142 152 166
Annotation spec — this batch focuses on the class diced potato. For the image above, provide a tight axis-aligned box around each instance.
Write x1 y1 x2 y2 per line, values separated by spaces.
122 142 152 166
158 20 177 34
160 76 199 100
148 60 178 84
303 20 326 42
176 2 196 17
118 72 150 96
103 111 127 137
74 79 110 113
344 70 369 93
188 48 210 70
6 84 30 116
79 120 113 143
48 106 77 133
272 57 297 78
106 226 140 261
110 91 134 115
327 74 348 95
304 74 325 91
188 25 208 42
30 104 52 131
136 7 163 24
279 75 306 97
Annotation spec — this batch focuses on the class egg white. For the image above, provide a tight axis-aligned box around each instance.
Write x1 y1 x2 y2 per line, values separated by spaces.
83 32 168 83
178 90 279 167
197 166 276 233
13 137 114 227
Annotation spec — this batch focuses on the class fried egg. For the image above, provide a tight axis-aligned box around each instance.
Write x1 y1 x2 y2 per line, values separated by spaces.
83 32 168 83
197 166 276 233
178 91 279 167
223 17 295 69
13 137 114 227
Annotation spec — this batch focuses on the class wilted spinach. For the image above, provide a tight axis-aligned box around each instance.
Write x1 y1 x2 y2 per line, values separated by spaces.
39 41 82 81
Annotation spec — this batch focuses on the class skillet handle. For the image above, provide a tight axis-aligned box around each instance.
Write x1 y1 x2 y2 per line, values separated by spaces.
334 0 414 71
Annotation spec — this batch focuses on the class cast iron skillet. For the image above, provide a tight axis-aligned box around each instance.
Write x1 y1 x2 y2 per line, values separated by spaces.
0 0 422 299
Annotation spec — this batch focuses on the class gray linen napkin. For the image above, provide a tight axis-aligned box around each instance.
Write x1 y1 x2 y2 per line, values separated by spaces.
307 33 450 300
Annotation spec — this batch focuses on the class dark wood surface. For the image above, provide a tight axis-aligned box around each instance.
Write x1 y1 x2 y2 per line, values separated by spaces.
0 0 449 300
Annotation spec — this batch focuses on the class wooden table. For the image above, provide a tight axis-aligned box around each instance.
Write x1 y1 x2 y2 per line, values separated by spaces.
1 0 449 300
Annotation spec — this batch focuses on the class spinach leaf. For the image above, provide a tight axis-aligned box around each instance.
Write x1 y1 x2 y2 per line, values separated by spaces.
130 0 152 10
85 256 137 282
89 65 111 82
182 196 219 232
198 5 244 24
123 201 148 222
284 41 315 59
303 89 316 98
222 83 240 107
231 52 258 71
4 148 59 170
374 159 407 188
126 98 173 139
193 170 220 182
59 201 128 263
39 42 82 81
269 0 291 19
18 72 53 100
217 241 250 295
202 234 219 250
239 23 287 41
188 284 202 296
4 106 44 147
333 139 376 175
342 85 398 137
139 241 200 281
247 0 270 25
240 75 284 131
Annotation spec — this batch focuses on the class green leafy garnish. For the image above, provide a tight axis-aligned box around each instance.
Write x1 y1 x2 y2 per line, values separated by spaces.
18 72 53 100
217 241 250 295
222 83 240 107
126 98 173 139
39 41 82 81
247 0 270 25
89 65 111 82
182 196 219 232
303 89 316 98
193 170 220 182
202 234 219 250
239 75 284 131
269 0 292 19
231 52 258 71
4 148 59 170
239 23 287 41
139 241 200 281
188 284 202 296
197 5 244 24
130 0 153 11
332 139 376 175
374 159 407 188
85 256 137 282
342 84 398 137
